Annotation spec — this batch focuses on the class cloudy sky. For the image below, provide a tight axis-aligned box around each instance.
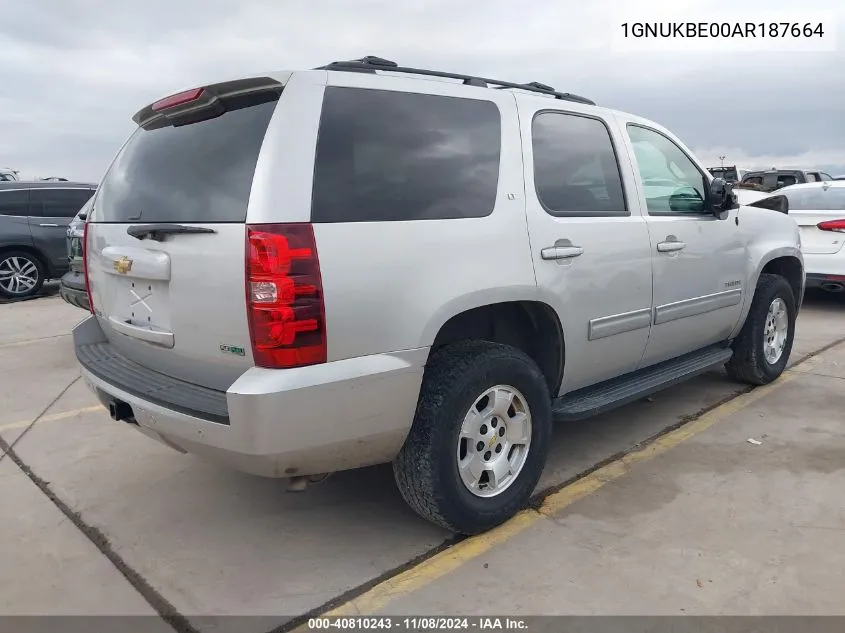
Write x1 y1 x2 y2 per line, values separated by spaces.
2 0 843 180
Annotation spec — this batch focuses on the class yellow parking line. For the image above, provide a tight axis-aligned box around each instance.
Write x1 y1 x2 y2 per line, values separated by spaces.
297 358 816 623
0 405 103 434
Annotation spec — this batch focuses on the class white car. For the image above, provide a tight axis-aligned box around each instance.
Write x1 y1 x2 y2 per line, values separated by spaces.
767 181 845 292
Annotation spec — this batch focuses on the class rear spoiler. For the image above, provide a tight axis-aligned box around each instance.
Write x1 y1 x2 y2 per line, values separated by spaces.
132 76 283 128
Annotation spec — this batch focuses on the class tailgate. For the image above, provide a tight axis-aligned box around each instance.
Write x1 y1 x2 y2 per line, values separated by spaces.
86 78 283 391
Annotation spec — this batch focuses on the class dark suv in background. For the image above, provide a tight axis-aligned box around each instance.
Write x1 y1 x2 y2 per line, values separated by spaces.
0 181 96 299
60 198 93 310
740 169 834 192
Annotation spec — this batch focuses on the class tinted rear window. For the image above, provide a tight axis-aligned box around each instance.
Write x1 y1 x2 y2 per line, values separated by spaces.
311 87 501 223
532 112 627 217
94 97 278 223
31 188 94 218
785 187 845 211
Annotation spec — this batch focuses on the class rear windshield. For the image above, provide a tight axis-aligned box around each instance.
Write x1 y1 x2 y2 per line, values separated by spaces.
94 97 278 223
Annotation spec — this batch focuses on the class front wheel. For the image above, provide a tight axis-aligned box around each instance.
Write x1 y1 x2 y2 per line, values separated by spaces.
726 273 796 385
393 341 552 535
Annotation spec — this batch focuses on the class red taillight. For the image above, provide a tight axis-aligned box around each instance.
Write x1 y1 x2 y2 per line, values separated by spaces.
152 87 205 112
246 224 326 369
817 219 845 233
82 221 95 314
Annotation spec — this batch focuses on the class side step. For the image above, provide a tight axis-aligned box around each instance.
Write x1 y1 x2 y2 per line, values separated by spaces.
552 344 734 422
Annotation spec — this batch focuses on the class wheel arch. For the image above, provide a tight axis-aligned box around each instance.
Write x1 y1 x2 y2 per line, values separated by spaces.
730 248 804 340
426 297 565 395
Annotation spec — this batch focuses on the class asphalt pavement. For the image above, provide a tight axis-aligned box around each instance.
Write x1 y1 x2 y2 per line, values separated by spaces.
1 284 843 632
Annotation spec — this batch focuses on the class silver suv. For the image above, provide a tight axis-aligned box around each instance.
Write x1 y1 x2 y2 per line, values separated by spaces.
74 57 804 534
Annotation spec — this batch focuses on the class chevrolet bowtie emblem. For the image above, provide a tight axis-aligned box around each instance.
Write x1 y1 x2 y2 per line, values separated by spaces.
113 256 133 274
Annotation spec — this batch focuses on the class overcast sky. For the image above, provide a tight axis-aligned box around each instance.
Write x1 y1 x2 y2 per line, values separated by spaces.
1 0 843 180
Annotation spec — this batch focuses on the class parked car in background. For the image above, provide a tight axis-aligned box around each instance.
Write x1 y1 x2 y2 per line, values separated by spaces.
762 181 845 293
0 181 96 298
741 168 834 192
60 198 93 310
0 168 19 182
732 184 771 205
707 165 749 183
74 56 803 534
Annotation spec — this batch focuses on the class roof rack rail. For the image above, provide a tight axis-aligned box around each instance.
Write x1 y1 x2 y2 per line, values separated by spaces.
314 56 596 106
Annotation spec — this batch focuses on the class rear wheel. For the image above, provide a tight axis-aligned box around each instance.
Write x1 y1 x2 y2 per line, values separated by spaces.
0 251 45 299
726 274 796 385
393 341 552 535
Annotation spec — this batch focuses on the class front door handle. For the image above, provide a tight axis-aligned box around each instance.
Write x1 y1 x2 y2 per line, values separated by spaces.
657 240 686 253
38 223 59 227
541 245 584 260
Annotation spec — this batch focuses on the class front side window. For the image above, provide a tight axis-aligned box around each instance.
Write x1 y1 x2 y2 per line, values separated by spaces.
312 87 501 223
627 124 708 215
531 112 627 217
0 190 29 216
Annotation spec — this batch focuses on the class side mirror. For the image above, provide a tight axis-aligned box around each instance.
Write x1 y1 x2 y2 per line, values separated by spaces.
709 177 736 219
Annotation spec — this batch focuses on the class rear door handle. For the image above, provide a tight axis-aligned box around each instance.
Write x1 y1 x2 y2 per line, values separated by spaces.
541 245 584 260
38 223 59 227
657 240 686 253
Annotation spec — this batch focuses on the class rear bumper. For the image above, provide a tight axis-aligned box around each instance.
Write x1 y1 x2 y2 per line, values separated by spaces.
73 316 427 477
804 253 845 289
60 270 89 310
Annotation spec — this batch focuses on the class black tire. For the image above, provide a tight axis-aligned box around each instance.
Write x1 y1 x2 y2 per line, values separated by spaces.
0 250 45 299
725 273 796 385
393 341 552 535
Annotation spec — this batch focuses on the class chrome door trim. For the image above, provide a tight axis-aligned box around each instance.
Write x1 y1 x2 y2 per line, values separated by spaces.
588 307 652 341
654 288 742 325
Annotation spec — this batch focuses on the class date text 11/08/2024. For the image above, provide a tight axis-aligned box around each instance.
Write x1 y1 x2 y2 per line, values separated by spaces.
621 22 825 38
307 617 529 630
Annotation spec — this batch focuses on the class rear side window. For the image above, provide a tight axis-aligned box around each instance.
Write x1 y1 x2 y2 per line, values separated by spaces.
311 87 501 223
784 187 845 211
0 190 29 216
532 112 627 217
95 96 278 223
31 188 94 218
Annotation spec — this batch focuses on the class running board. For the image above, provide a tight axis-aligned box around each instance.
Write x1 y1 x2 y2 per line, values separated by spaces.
552 345 734 422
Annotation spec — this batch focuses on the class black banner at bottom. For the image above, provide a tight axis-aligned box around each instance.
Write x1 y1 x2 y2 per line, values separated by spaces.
0 616 843 633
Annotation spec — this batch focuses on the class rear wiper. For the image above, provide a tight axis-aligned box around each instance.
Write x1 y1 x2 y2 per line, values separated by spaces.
127 224 217 241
